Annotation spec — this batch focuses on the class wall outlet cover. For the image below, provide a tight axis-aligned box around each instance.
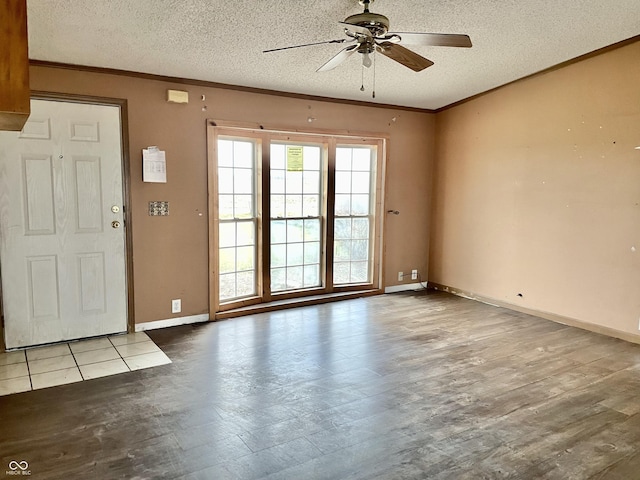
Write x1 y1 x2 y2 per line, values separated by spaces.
171 299 181 313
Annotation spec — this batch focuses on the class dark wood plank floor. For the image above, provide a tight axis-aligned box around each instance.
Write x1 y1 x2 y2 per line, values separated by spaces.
2 290 640 479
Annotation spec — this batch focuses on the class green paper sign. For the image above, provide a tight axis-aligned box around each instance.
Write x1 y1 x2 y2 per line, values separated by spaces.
286 146 303 171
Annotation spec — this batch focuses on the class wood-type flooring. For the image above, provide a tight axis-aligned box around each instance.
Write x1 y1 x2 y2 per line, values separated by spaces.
2 290 640 479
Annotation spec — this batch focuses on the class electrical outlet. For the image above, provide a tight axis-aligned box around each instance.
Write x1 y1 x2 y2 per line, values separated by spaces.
411 269 418 280
171 299 181 314
398 271 404 282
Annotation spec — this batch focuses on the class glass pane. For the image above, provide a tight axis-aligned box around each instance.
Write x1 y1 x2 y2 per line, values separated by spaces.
304 219 320 241
271 244 286 267
304 242 320 264
271 144 285 169
236 221 255 246
302 195 319 217
351 261 369 283
271 268 286 291
351 194 369 216
303 146 320 170
219 195 234 220
218 138 257 304
219 222 236 248
234 141 253 168
218 167 234 194
335 218 351 239
351 172 370 194
219 273 236 301
287 243 304 266
218 140 233 167
352 148 371 171
335 194 351 216
287 266 303 289
334 240 351 261
271 195 285 218
352 217 370 239
286 171 303 194
335 171 351 194
287 220 304 243
336 148 351 170
236 246 255 271
219 248 236 273
236 270 255 297
271 220 286 243
234 195 253 218
333 262 350 284
304 264 320 287
285 195 303 218
351 239 369 261
271 170 285 194
234 168 253 194
303 171 320 194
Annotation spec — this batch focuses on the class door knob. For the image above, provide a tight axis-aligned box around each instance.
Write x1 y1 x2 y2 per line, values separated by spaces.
111 221 121 229
111 205 120 213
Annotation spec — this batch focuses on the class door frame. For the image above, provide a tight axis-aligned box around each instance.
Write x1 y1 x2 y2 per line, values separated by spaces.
0 92 135 350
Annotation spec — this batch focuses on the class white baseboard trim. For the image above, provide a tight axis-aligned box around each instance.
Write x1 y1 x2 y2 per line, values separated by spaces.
135 313 210 332
384 283 426 294
429 282 640 345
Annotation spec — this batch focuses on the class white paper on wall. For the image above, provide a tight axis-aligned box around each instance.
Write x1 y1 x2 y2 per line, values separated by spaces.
142 146 167 183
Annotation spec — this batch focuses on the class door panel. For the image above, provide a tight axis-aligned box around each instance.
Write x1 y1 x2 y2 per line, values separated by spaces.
0 99 127 348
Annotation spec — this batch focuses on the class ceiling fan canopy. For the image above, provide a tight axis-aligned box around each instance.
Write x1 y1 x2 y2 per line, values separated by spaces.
264 0 472 74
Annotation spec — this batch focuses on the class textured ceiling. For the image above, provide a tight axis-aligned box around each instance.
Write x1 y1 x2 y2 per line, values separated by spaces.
26 0 640 110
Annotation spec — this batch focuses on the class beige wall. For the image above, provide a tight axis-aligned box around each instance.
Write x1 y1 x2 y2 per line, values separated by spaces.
430 41 640 337
29 66 435 324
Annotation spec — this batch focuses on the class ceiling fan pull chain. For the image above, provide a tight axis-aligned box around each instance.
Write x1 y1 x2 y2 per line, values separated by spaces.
360 63 365 91
372 49 376 98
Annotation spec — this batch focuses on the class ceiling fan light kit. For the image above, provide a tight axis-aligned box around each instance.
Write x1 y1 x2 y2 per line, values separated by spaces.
264 0 472 92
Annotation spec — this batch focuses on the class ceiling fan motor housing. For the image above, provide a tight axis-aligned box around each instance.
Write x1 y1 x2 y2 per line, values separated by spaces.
344 12 390 37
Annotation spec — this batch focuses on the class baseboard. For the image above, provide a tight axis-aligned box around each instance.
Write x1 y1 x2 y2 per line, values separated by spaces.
384 283 426 294
135 313 210 332
428 282 640 345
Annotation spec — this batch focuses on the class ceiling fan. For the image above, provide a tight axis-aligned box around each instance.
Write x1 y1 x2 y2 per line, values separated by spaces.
263 0 472 73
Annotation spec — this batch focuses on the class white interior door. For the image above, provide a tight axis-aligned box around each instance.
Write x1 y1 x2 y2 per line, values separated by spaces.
0 98 128 349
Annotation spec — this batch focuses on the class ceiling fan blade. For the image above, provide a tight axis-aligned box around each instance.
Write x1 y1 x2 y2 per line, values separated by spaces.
263 38 351 53
376 42 434 72
386 32 472 48
338 21 373 38
317 44 359 72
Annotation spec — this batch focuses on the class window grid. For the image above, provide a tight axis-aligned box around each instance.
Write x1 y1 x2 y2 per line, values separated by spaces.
218 139 257 302
334 146 374 285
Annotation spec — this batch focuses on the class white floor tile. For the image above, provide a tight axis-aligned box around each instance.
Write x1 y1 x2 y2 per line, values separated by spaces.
79 358 130 380
0 351 26 366
28 354 77 375
31 367 82 390
69 338 113 354
26 344 71 362
109 332 150 347
124 351 171 371
0 362 29 381
115 341 160 358
0 376 32 396
74 346 120 366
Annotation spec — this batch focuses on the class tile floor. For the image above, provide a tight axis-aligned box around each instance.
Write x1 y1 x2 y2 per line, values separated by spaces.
0 332 171 396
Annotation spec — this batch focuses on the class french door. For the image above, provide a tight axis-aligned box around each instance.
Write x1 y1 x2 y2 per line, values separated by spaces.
208 124 385 312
